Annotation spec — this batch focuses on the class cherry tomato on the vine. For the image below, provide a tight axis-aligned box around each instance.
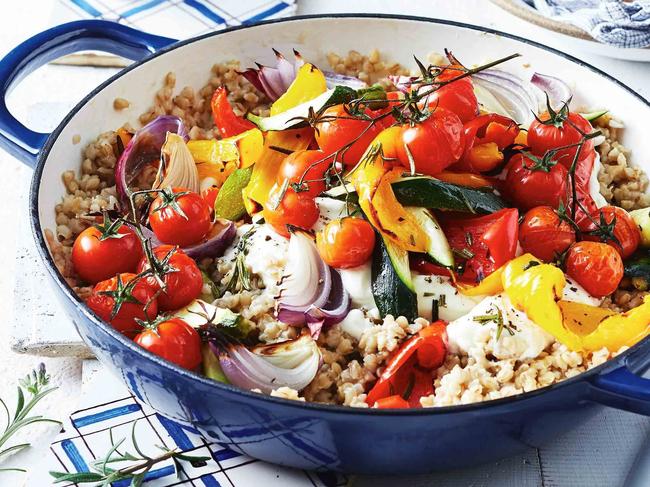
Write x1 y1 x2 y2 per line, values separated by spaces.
504 153 568 211
528 109 594 168
277 150 333 198
134 317 202 370
137 245 203 311
315 104 386 167
519 206 576 262
395 107 464 176
582 205 641 259
72 216 143 284
149 187 212 247
565 241 623 298
316 217 376 269
262 189 320 238
86 273 158 338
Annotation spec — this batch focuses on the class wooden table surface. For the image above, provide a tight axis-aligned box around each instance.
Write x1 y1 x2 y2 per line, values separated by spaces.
2 1 650 485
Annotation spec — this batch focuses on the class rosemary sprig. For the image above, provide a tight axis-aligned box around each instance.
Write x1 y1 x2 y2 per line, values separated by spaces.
473 309 514 340
0 364 60 473
49 420 209 485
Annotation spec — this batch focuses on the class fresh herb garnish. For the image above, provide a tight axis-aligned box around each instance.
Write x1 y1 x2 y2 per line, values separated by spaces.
0 365 60 473
453 248 475 260
473 309 515 340
49 420 209 485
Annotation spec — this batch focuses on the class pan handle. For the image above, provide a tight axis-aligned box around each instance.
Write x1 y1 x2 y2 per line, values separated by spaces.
589 358 650 416
0 20 176 167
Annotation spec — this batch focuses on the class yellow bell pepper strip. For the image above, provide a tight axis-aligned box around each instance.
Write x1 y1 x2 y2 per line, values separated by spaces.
569 296 650 352
242 127 313 213
502 255 650 352
270 63 327 116
188 128 263 168
502 254 585 350
458 261 506 296
349 143 429 253
188 139 239 165
557 301 616 337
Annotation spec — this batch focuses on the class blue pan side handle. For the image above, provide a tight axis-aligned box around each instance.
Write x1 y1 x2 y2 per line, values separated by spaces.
589 366 650 416
0 20 177 167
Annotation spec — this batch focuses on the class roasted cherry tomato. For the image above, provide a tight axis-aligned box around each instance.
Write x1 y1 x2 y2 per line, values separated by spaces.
211 86 255 138
135 317 202 370
86 273 158 338
72 216 143 284
582 205 641 259
263 189 320 238
395 107 464 176
455 113 519 172
519 206 576 262
202 185 220 210
425 64 478 123
504 153 568 211
441 208 519 283
277 150 332 198
137 245 203 311
528 109 594 167
315 104 386 167
565 241 623 298
366 321 447 408
149 187 212 247
316 217 376 269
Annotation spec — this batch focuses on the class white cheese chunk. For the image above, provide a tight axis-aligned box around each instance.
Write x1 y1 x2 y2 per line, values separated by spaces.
447 294 555 361
413 274 485 322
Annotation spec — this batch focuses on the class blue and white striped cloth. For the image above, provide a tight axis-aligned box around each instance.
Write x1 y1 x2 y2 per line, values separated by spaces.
527 0 650 48
54 0 297 39
47 366 347 487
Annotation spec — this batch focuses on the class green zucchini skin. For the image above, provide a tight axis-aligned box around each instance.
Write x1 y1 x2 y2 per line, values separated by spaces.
624 251 650 290
392 177 506 214
371 236 418 322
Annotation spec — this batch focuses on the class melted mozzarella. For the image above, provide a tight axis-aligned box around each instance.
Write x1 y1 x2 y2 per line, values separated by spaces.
413 274 485 322
447 294 555 361
313 197 348 233
563 277 603 306
242 224 288 290
339 262 376 310
339 308 373 340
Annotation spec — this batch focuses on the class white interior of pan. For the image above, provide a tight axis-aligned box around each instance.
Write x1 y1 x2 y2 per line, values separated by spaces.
37 16 650 248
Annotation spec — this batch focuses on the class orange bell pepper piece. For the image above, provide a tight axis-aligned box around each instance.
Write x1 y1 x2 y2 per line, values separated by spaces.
434 171 493 188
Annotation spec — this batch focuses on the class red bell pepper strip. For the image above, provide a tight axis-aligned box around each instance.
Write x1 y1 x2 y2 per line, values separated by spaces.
211 87 255 138
454 114 520 172
366 321 447 408
375 395 410 409
440 208 519 284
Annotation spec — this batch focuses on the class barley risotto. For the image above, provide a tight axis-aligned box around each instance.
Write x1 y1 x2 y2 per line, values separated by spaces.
47 48 650 409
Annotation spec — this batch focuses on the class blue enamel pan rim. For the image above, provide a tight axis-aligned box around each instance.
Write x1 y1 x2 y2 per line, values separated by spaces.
30 13 650 416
